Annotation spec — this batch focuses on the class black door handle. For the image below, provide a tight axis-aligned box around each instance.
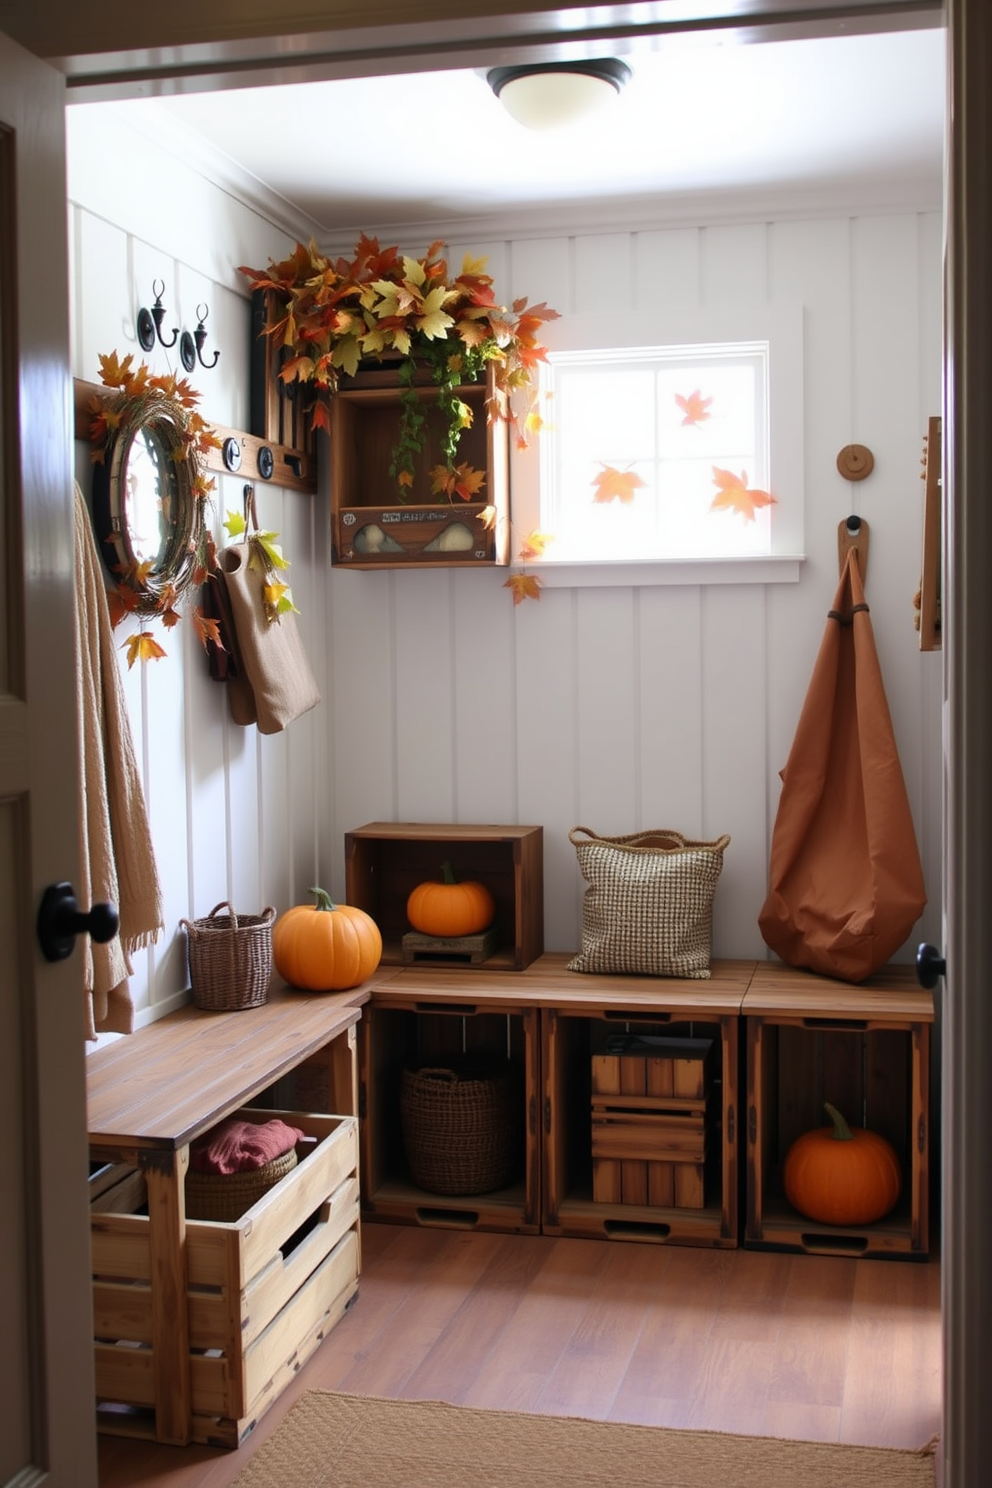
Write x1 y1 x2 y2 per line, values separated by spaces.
37 882 119 963
916 941 946 990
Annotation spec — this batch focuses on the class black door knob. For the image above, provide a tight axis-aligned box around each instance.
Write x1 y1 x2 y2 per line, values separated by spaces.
37 882 119 963
916 941 946 990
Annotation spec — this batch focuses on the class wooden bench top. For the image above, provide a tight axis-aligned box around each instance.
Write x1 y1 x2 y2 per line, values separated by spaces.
366 953 932 1023
86 983 370 1152
742 959 933 1022
366 953 757 1016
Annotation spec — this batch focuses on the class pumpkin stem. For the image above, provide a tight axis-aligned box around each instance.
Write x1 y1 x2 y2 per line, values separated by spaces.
440 860 458 885
308 886 337 913
824 1101 854 1141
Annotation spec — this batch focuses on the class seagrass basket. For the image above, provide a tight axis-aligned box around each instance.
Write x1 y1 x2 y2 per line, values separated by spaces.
399 1057 520 1196
180 901 275 1012
185 1147 297 1221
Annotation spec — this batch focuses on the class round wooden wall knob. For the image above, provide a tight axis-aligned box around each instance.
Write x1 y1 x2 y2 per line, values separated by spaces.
836 444 874 481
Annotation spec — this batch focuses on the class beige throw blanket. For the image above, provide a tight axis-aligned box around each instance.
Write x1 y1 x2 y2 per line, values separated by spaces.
75 482 164 1039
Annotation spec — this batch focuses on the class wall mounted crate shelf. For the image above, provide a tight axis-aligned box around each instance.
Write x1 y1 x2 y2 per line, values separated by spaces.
329 362 510 568
344 822 544 971
743 963 933 1260
358 968 542 1234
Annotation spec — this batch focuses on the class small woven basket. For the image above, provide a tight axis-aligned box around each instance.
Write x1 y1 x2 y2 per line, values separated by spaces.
185 1147 296 1222
399 1057 520 1196
180 901 275 1013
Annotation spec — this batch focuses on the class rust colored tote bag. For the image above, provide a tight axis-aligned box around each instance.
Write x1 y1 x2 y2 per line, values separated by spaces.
758 549 926 982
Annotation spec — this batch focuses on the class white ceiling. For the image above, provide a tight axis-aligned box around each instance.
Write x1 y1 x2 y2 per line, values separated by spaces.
88 26 945 242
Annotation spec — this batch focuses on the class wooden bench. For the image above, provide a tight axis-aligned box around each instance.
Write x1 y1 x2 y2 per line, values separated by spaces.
359 953 934 1259
86 984 368 1447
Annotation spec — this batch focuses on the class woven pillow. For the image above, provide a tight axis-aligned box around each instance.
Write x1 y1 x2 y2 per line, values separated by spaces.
566 826 731 979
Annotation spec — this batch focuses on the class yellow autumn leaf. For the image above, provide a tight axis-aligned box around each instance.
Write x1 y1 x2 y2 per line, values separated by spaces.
478 505 498 531
224 509 246 539
401 256 427 288
416 285 456 340
123 631 167 668
504 573 542 605
518 531 554 561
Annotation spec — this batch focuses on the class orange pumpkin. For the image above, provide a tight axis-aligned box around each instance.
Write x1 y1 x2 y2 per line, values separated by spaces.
273 886 382 991
783 1102 901 1226
406 861 496 938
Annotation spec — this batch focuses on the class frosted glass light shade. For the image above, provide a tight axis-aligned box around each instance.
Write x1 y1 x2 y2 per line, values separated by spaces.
488 60 630 131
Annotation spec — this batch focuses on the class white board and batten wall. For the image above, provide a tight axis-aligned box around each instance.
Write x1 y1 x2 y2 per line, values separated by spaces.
66 105 943 1036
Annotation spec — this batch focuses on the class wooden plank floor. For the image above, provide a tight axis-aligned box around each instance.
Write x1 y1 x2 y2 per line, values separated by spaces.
97 1224 942 1488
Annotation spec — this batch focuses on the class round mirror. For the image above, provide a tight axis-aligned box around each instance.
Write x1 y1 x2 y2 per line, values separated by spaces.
92 399 206 612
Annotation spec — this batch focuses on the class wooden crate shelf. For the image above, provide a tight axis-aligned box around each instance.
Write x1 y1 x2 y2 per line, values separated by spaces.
358 975 541 1235
743 963 934 1260
345 821 544 971
330 362 509 569
539 962 748 1248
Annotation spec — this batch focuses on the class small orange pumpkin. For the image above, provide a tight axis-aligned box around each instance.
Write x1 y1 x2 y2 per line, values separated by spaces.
406 861 496 938
783 1102 901 1226
273 886 382 991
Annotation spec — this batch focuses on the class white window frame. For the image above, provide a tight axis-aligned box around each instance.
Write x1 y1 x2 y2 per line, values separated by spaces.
509 303 805 587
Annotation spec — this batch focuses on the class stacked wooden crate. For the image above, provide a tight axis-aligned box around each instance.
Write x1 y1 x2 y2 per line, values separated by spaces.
591 1034 715 1208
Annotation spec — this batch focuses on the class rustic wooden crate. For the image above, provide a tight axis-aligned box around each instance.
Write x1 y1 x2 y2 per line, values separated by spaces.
330 362 509 569
345 821 543 970
535 960 750 1247
743 964 934 1260
90 1110 359 1448
358 979 541 1235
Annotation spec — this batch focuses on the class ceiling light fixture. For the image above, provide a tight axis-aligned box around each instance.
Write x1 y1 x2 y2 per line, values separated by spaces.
487 58 631 131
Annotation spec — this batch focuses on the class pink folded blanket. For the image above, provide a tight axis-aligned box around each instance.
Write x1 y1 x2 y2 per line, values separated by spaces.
190 1116 305 1175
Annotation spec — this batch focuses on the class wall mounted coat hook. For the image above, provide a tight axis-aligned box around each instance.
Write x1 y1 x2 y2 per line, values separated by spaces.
838 514 870 579
136 280 178 351
180 304 221 372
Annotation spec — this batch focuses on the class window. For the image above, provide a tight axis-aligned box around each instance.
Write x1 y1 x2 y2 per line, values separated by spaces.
510 306 804 586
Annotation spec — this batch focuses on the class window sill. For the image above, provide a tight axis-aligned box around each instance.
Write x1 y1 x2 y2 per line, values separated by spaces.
517 554 806 588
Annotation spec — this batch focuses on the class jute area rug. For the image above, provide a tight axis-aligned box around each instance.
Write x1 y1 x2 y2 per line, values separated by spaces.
231 1390 937 1488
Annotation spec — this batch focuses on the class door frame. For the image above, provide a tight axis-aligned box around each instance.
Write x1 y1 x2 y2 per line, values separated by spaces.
17 3 982 1483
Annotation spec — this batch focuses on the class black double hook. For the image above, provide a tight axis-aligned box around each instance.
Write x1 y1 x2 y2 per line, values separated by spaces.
180 304 221 372
136 284 220 370
136 280 178 351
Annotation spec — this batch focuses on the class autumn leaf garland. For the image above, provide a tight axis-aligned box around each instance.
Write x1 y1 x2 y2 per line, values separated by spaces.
239 235 559 500
88 351 223 666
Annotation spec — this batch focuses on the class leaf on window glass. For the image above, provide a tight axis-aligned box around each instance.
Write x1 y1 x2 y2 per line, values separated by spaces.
675 390 713 426
709 467 777 522
504 573 542 604
591 465 647 505
518 531 554 561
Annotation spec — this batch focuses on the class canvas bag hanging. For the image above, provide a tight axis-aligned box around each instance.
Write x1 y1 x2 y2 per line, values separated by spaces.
758 548 926 982
216 487 320 735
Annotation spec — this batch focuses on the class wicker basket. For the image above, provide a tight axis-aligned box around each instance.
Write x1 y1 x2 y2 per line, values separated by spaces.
185 1146 297 1222
180 901 275 1012
399 1057 520 1196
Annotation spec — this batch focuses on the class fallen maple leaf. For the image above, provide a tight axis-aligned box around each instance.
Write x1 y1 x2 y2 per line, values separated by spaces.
123 631 167 669
675 390 713 426
504 573 542 605
709 467 777 522
591 465 648 505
